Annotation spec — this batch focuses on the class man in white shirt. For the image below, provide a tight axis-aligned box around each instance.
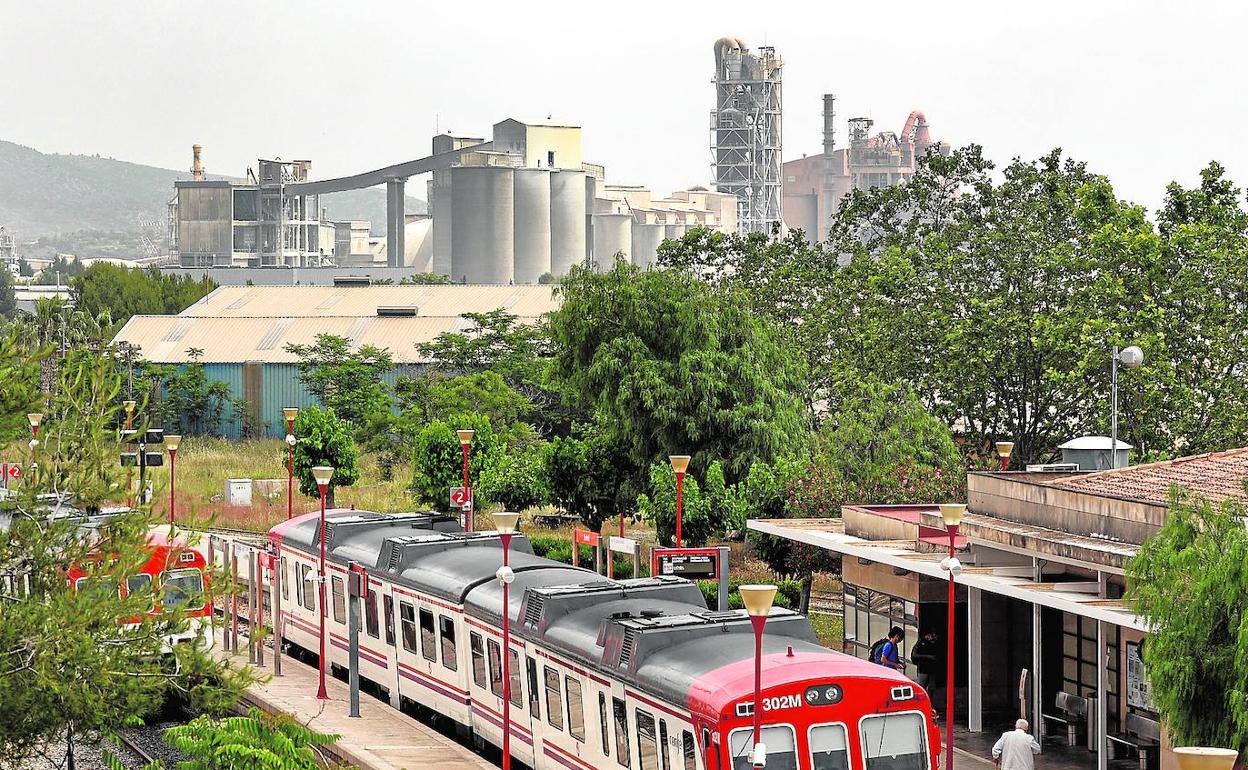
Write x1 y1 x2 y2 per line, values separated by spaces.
992 719 1041 770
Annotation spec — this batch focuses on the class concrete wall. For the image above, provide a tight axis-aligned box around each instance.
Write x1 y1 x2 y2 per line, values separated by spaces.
160 266 427 285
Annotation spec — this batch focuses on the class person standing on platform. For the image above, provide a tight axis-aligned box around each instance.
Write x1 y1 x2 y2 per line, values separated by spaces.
910 630 942 718
992 719 1041 770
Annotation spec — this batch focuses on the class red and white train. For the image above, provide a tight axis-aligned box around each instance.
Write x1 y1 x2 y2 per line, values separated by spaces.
268 509 938 770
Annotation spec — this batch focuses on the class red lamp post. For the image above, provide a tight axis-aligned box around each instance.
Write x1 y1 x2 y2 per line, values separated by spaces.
312 465 335 700
740 584 777 769
939 503 966 770
26 413 42 485
123 401 136 505
457 429 475 531
283 407 299 520
995 441 1015 472
494 511 520 770
669 455 690 548
165 435 181 527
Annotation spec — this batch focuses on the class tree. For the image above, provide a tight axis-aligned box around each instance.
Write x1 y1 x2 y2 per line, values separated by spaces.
290 406 360 508
139 349 237 436
0 345 253 770
637 461 714 547
476 444 549 512
0 268 16 319
162 708 340 770
71 263 214 327
1126 489 1248 752
409 413 500 510
285 334 393 429
541 426 632 533
0 327 50 442
547 263 807 499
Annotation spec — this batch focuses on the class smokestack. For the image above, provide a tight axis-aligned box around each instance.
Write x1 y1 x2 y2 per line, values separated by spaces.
191 144 204 181
822 94 836 157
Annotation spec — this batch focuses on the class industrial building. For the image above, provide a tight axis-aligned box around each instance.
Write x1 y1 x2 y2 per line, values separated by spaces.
110 282 560 437
782 98 951 244
711 37 784 236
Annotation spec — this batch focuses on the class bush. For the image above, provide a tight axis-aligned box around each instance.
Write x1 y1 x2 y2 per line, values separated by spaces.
698 578 801 611
410 414 500 509
291 406 360 508
477 444 549 511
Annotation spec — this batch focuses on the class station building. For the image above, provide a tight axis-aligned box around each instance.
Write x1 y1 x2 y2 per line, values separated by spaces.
749 444 1248 770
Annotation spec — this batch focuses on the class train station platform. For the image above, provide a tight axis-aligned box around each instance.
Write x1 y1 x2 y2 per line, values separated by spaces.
216 629 493 770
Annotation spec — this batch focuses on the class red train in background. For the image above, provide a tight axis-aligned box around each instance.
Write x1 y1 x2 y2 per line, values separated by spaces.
258 509 938 770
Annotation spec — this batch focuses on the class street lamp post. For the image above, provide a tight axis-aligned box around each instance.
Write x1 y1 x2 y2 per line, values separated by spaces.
312 465 335 700
669 455 690 548
283 407 299 520
939 503 966 770
494 512 520 770
457 429 475 531
165 435 181 527
123 400 136 505
740 584 777 769
26 413 42 484
995 442 1015 471
1111 345 1144 469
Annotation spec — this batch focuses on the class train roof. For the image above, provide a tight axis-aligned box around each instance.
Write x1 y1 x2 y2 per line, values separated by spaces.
272 510 886 708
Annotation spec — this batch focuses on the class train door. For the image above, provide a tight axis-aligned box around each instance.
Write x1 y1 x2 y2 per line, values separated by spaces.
382 591 402 707
522 653 542 766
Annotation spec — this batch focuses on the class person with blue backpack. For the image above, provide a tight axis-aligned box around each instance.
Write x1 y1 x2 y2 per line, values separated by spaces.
868 626 907 671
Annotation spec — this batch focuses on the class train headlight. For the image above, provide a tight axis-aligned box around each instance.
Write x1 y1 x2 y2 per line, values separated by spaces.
496 565 515 585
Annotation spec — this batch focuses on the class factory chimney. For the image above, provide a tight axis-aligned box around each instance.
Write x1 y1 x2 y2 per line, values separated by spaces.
191 144 204 181
822 94 836 157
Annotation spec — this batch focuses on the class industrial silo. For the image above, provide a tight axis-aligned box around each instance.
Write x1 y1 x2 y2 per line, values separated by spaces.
592 213 632 270
630 221 665 269
549 169 586 276
584 175 597 263
513 168 552 283
451 165 514 284
664 222 687 243
430 179 453 276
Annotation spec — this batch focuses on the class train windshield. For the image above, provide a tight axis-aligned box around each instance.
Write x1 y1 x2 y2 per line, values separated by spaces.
860 713 928 770
728 725 797 770
810 723 850 770
161 569 205 610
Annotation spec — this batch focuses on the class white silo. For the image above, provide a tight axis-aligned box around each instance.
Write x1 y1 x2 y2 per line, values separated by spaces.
584 175 597 263
451 165 515 284
630 221 665 269
514 168 552 283
430 173 453 276
665 221 687 243
550 169 586 276
592 213 632 270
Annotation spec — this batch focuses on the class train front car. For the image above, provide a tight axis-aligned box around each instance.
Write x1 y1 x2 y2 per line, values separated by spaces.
145 528 215 650
635 610 939 770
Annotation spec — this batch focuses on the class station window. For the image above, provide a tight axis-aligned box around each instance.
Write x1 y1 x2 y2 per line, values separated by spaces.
439 615 457 670
331 576 346 624
528 657 541 719
488 639 503 697
843 584 917 675
859 713 925 770
365 590 379 639
613 697 631 767
470 632 486 688
1062 611 1118 721
636 709 659 770
399 601 417 653
682 731 696 770
384 595 395 645
419 608 436 661
565 676 584 741
545 667 564 730
810 724 850 770
729 725 797 770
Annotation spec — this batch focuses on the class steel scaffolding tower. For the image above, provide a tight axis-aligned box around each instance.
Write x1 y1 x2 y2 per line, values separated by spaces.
710 38 783 236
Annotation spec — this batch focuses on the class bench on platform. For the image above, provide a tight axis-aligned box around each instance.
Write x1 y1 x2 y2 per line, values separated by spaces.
1042 691 1088 747
1107 713 1161 770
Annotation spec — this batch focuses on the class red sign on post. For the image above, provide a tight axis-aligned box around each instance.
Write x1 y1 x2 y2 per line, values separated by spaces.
574 529 601 548
4 463 21 479
450 486 473 509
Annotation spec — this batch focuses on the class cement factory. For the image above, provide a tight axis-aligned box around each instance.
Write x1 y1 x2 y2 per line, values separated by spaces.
168 37 947 284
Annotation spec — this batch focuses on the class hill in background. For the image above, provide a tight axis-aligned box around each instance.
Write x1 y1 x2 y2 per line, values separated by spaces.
0 140 424 258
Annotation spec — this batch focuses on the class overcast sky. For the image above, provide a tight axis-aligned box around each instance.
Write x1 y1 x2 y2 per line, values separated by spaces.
3 0 1245 214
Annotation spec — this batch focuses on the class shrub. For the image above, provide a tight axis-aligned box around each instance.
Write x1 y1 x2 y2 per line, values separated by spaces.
477 444 550 512
409 413 500 509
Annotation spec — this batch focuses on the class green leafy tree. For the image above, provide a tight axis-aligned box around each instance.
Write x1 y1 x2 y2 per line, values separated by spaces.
476 444 549 512
547 263 807 498
139 349 236 436
0 327 50 441
637 461 714 547
162 708 340 770
284 334 393 429
0 345 253 770
542 426 634 532
409 414 500 511
1126 489 1248 752
291 406 360 508
71 263 214 327
0 268 16 319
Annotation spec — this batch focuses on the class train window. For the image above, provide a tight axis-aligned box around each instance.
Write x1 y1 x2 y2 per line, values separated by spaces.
126 572 152 597
613 698 631 767
527 657 541 719
384 595 395 645
682 731 696 770
860 713 926 770
659 720 670 770
439 615 457 670
419 608 436 661
565 676 584 741
331 576 346 624
509 649 522 707
729 725 797 770
471 632 486 688
300 564 315 611
488 640 503 697
280 557 288 600
544 667 564 730
599 693 610 756
636 710 659 770
76 576 118 600
161 569 205 610
810 724 850 770
400 601 418 653
365 591 379 639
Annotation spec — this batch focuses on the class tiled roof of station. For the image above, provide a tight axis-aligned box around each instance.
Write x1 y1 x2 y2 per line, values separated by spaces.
1045 448 1248 506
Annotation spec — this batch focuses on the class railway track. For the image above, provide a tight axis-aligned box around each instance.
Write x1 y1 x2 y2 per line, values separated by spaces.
116 729 157 767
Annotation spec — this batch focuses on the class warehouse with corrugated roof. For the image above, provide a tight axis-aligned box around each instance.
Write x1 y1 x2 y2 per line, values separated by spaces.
111 282 560 437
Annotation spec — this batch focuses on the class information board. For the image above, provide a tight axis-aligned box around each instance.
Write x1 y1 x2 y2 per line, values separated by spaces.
1126 641 1156 712
652 547 722 580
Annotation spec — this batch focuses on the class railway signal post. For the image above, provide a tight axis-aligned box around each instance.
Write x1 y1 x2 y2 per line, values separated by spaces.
495 511 520 770
740 584 778 769
940 503 967 770
313 465 335 700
